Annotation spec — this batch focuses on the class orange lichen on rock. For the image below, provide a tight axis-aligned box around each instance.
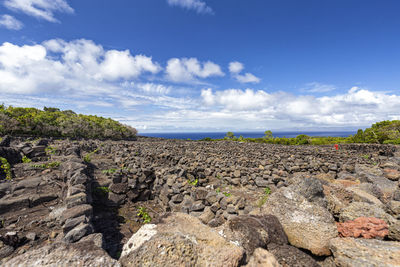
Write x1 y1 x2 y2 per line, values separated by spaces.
336 217 389 239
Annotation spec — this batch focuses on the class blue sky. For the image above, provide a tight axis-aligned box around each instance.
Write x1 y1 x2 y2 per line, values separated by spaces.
0 0 400 132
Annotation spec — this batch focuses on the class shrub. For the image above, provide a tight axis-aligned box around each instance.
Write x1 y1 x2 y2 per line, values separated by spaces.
0 105 137 140
137 207 151 223
0 157 12 180
22 156 32 163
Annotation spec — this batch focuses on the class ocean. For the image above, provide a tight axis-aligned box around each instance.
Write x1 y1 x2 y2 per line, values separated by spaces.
139 131 355 140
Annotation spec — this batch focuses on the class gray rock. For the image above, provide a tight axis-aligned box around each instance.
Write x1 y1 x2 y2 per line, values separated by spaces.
3 241 120 267
339 201 396 225
330 237 400 267
120 213 243 267
61 204 93 224
63 223 94 243
388 221 400 241
262 187 338 256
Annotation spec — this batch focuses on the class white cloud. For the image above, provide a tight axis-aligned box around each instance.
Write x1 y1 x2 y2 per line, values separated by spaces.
228 61 244 74
0 39 161 94
228 61 260 84
167 0 213 15
303 82 336 93
0 14 23 30
4 0 74 22
235 73 261 83
166 57 224 83
200 87 400 127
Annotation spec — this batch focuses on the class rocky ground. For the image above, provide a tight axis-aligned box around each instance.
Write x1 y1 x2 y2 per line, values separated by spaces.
0 135 400 266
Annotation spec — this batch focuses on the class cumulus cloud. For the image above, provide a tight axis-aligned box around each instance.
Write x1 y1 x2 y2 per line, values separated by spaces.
166 0 213 15
0 14 23 30
228 61 244 74
4 0 74 22
200 87 400 127
228 61 260 84
166 57 224 83
0 39 161 94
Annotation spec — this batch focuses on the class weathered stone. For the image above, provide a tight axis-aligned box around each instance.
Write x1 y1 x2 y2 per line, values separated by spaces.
3 241 120 267
330 237 400 267
108 192 126 206
383 168 400 181
339 202 396 225
245 248 281 267
120 213 243 267
262 188 337 256
78 233 105 249
198 206 215 224
190 201 205 212
110 183 128 194
388 221 400 241
61 204 93 224
268 243 320 267
65 193 87 208
0 196 30 214
63 215 89 233
220 215 287 262
63 223 94 243
193 187 208 200
336 217 389 239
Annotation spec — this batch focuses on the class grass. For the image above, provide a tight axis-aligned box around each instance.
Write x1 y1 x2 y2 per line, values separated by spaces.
188 178 198 186
102 168 118 174
31 161 60 169
83 148 99 163
257 186 271 207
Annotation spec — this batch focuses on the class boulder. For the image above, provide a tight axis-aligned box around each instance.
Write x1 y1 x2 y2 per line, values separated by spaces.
245 248 281 267
339 202 396 225
120 213 244 267
261 188 337 256
2 241 119 267
388 221 400 241
336 217 388 239
330 237 400 267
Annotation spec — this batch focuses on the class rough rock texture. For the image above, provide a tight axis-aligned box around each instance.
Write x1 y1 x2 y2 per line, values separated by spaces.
388 221 400 241
339 202 396 225
245 248 281 267
119 213 244 267
262 187 337 256
336 217 389 239
3 241 120 267
330 237 400 267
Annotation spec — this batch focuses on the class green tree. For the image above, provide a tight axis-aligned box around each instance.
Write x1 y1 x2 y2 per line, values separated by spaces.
264 130 273 139
225 131 235 139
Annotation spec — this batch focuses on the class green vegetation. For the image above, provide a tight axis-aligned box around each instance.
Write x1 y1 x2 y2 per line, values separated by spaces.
0 157 12 180
102 168 118 174
31 161 60 169
45 146 57 155
257 186 271 207
83 148 99 163
22 155 32 163
137 207 152 223
188 178 199 186
199 120 400 145
0 105 137 140
223 192 232 197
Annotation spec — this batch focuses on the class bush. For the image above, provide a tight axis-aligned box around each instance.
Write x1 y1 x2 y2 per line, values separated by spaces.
0 105 137 140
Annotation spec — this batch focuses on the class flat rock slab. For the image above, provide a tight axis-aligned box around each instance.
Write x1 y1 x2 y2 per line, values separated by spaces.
120 212 244 267
2 241 120 267
330 237 400 267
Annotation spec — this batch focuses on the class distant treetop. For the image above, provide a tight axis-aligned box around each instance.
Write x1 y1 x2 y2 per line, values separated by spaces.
0 104 137 140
